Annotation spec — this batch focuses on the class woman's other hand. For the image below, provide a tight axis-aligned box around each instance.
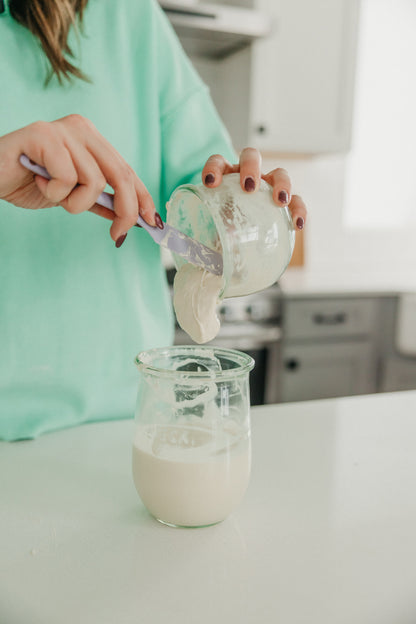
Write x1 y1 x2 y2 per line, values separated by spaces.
0 115 157 244
201 147 307 231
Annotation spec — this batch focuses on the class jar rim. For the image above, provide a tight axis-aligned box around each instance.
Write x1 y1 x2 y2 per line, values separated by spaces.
135 345 255 379
166 183 232 299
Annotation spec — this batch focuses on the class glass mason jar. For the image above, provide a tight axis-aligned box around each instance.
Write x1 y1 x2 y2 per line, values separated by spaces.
132 345 254 528
166 172 296 298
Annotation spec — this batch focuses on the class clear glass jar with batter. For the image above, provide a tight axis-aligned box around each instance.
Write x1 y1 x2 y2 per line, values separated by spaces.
132 345 254 528
166 172 296 298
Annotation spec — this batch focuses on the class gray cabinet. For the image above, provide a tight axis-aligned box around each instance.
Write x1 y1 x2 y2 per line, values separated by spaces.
381 357 416 393
280 340 376 402
279 296 380 402
378 296 416 393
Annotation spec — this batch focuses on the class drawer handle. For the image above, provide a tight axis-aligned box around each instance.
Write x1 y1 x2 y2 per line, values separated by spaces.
312 312 347 325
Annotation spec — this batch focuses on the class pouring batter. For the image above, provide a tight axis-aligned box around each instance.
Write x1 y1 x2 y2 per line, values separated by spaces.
173 263 224 344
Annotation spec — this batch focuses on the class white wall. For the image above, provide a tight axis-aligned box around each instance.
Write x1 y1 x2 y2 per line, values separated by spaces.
263 153 416 290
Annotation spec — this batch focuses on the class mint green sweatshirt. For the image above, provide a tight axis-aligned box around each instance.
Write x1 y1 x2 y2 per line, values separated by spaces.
0 0 235 440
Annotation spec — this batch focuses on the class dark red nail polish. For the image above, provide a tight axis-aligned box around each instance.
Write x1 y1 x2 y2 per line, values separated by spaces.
244 177 255 192
296 217 304 230
155 213 164 229
115 233 127 248
278 190 289 204
205 173 215 185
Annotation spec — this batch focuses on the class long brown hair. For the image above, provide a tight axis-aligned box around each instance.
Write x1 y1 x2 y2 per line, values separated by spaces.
10 0 89 83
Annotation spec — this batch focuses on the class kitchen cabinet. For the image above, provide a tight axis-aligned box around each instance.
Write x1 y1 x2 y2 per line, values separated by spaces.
278 296 380 402
190 0 360 153
280 340 376 402
159 1 270 58
378 295 416 393
381 356 416 393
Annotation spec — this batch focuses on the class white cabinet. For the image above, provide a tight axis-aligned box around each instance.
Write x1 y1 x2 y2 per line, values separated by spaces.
278 296 380 402
250 0 360 153
190 0 360 153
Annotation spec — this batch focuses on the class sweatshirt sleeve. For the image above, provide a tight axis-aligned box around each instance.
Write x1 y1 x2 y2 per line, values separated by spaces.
150 1 237 215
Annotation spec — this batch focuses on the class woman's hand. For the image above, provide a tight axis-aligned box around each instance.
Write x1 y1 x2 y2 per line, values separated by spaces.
202 147 307 230
0 115 158 245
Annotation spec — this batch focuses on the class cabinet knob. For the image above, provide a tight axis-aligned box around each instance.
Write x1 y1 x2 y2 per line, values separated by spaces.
285 358 300 371
255 125 267 135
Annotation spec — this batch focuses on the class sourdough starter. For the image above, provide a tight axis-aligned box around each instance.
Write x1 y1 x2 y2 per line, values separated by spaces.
173 263 224 344
132 424 251 526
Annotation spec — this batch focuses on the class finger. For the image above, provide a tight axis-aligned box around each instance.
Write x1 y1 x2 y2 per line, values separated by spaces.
263 168 292 206
132 174 157 227
88 203 146 247
202 154 238 188
59 145 107 215
40 157 78 204
82 121 157 226
288 194 307 230
108 173 139 242
56 116 145 240
82 136 154 240
83 145 142 241
239 147 262 193
34 163 77 204
23 123 78 203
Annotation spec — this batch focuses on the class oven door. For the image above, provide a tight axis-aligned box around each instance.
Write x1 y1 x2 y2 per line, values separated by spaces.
174 324 281 406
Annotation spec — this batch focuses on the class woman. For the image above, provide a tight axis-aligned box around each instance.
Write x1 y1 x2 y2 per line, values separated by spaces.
0 0 306 440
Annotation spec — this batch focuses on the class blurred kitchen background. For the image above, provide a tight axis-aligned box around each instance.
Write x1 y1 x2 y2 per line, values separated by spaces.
160 0 416 405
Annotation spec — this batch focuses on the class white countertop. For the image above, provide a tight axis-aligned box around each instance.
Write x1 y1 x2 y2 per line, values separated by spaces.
1 391 416 624
280 267 416 297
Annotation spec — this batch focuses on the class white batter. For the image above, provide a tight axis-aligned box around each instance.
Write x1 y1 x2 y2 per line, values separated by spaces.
132 424 251 527
173 263 224 344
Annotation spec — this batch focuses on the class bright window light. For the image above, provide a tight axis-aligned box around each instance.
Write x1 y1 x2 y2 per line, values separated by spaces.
344 0 416 228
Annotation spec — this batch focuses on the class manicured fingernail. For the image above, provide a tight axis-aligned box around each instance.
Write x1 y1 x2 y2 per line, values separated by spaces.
155 213 164 229
244 177 255 192
205 173 215 185
296 217 304 230
278 190 289 205
115 233 127 248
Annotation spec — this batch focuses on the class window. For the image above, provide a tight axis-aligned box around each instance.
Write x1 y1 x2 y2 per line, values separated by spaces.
344 0 416 228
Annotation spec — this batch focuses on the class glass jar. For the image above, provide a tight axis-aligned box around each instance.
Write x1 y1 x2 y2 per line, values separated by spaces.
132 345 254 527
166 172 295 298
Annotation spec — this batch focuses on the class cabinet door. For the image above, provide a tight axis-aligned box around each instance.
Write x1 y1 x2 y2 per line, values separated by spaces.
249 0 360 153
279 340 377 402
380 356 416 393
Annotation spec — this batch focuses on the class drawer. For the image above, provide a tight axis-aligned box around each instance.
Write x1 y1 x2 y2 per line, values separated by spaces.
282 297 379 340
279 339 377 401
